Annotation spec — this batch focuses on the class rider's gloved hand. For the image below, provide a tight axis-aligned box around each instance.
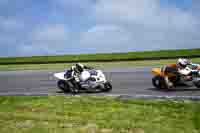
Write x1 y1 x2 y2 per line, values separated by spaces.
164 76 174 88
168 82 174 88
74 76 80 82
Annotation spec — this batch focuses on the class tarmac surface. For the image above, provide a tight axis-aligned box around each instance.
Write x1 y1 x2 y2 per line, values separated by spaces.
1 67 200 97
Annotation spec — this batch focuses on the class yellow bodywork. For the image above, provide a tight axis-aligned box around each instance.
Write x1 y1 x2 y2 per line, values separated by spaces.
151 68 176 78
151 68 163 76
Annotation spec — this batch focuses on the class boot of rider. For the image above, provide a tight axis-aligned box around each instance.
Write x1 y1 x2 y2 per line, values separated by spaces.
164 76 173 88
74 83 79 94
71 80 79 94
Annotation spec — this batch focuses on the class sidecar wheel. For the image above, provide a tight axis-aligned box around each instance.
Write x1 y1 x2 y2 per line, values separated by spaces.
152 76 168 89
57 80 70 92
194 81 200 88
103 82 112 92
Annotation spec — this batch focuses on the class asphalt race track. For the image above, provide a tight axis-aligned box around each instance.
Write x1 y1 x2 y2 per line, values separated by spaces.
1 67 200 97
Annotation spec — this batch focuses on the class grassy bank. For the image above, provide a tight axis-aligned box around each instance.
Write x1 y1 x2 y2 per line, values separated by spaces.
0 48 200 64
0 96 199 133
1 58 200 71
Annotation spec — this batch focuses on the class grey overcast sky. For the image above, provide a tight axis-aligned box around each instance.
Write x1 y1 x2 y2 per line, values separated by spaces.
0 0 200 57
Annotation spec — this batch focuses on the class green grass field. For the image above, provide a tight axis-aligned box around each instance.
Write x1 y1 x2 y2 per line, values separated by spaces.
1 58 200 71
0 48 200 64
0 96 199 133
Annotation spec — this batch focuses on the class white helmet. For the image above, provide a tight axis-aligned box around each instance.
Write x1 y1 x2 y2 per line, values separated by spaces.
177 58 190 68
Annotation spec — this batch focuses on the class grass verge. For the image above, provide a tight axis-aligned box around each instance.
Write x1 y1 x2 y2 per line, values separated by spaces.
0 58 200 71
0 48 200 64
0 96 200 133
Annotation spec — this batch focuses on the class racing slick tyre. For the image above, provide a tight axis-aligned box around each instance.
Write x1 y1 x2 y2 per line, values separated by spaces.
152 76 168 89
103 82 112 92
57 80 70 92
194 81 200 88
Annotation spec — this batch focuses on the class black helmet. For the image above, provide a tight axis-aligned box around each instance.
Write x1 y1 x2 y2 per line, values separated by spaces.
71 66 79 73
75 63 84 73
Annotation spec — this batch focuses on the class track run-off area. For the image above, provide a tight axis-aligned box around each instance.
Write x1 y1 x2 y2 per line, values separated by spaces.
1 67 200 99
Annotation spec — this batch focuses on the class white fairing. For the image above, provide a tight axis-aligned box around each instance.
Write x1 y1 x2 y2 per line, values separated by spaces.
191 63 200 67
96 70 106 82
54 69 107 85
80 71 91 82
178 67 192 76
80 70 106 83
54 72 67 80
